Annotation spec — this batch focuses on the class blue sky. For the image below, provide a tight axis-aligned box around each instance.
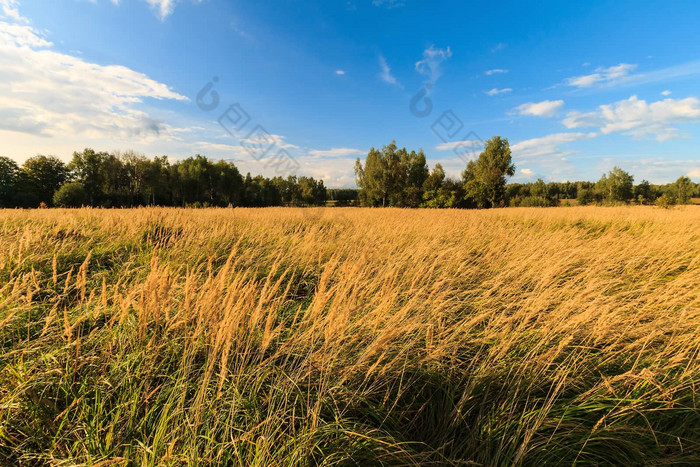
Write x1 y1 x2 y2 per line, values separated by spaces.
1 0 699 186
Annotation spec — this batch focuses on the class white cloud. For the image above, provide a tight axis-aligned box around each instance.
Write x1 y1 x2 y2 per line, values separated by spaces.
515 100 564 117
378 55 401 87
520 168 533 175
297 156 358 187
415 45 452 83
372 0 405 8
0 4 186 144
435 140 481 151
239 134 299 150
192 141 249 160
661 90 671 96
335 70 346 75
76 0 201 20
0 0 21 21
596 157 700 184
491 43 506 53
485 68 508 75
566 61 700 91
308 147 365 158
511 132 598 173
566 63 637 88
0 21 51 47
563 95 700 142
189 141 366 187
144 0 175 19
485 87 512 96
562 111 603 129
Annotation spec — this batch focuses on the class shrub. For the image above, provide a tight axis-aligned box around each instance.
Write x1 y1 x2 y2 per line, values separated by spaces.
655 193 676 209
577 188 595 206
53 182 87 207
516 196 555 207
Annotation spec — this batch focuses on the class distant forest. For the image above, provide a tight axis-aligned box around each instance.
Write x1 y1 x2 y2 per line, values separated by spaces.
1 137 698 209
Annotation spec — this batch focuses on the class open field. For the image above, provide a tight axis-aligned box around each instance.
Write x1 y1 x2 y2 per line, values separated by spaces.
1 206 700 465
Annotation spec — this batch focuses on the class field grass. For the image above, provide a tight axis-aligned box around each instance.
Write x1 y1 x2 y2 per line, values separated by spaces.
1 206 700 465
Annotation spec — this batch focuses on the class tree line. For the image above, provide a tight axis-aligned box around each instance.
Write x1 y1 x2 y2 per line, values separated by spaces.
0 149 327 208
1 139 697 209
355 137 699 208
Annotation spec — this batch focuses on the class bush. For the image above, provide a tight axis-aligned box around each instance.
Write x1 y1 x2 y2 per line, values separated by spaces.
53 182 87 207
577 188 595 206
517 195 558 207
655 193 676 209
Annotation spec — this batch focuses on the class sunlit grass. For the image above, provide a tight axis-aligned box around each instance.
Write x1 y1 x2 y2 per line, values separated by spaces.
1 206 699 465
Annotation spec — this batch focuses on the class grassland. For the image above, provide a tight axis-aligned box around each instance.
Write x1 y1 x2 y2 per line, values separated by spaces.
1 206 699 465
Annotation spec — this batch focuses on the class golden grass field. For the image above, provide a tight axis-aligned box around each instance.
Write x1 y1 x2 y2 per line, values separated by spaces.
1 206 700 465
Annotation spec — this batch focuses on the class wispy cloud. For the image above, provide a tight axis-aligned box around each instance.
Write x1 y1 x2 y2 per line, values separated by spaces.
335 70 346 75
80 0 203 20
415 45 452 84
511 132 598 180
567 63 637 88
512 132 597 160
308 147 365 158
491 42 506 53
566 61 700 91
485 87 512 96
239 134 299 150
563 95 700 141
435 140 481 151
144 0 176 20
0 0 21 21
485 68 508 75
372 0 405 8
515 100 564 117
192 141 249 159
378 55 401 87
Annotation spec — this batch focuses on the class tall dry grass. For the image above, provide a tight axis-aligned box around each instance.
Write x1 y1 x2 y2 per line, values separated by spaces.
1 206 699 465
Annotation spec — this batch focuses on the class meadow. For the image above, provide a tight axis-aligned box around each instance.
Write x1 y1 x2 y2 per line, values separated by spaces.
1 206 699 465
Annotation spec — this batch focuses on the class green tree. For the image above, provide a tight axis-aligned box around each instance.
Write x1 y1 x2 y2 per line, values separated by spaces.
577 188 595 206
298 176 327 206
170 155 216 206
68 148 108 206
21 155 69 206
673 176 692 204
53 182 87 207
512 178 558 207
0 156 20 207
212 160 244 206
400 149 429 207
272 176 301 205
422 163 446 207
143 156 171 205
462 136 515 208
634 180 655 205
423 163 445 192
596 167 634 204
355 142 429 207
